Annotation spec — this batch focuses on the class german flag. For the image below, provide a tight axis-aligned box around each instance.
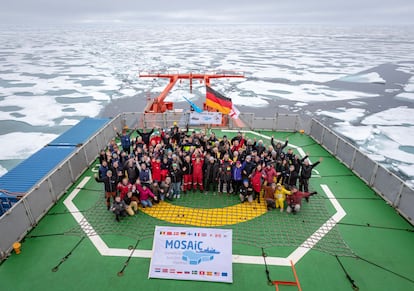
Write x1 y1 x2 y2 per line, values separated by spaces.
205 86 232 114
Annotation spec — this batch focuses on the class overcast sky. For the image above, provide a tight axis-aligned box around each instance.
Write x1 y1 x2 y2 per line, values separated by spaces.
1 0 413 25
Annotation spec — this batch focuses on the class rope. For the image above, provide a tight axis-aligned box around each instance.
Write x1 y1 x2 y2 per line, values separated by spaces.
320 174 358 177
117 237 141 276
51 236 85 272
335 255 359 290
357 256 414 285
0 189 26 197
26 233 66 239
337 222 414 232
261 247 273 286
46 210 88 216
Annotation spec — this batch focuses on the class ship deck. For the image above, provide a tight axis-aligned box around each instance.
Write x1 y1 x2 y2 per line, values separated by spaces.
1 129 414 291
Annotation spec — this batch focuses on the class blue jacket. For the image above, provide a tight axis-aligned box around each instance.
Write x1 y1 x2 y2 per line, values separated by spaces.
232 166 243 181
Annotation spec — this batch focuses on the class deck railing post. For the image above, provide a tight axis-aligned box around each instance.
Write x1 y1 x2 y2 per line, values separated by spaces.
393 183 405 208
369 163 379 187
22 198 36 227
47 178 57 203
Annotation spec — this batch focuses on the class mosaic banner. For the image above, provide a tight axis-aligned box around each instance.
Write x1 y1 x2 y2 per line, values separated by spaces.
149 226 233 283
189 112 222 125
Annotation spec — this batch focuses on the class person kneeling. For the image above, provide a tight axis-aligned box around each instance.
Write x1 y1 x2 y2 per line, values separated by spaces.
123 191 139 215
138 183 158 208
263 183 277 211
286 186 317 214
274 183 291 212
111 196 128 222
239 180 254 203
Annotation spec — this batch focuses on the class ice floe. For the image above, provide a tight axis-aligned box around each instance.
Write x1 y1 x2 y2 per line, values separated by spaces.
361 107 414 126
339 72 386 84
0 132 58 160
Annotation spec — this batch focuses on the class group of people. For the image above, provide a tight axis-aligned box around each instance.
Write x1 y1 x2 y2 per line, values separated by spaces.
95 123 322 221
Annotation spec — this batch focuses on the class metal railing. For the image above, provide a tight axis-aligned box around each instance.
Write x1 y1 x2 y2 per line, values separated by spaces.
309 119 414 224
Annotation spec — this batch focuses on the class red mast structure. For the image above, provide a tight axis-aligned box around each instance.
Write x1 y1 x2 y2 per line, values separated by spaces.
139 72 244 113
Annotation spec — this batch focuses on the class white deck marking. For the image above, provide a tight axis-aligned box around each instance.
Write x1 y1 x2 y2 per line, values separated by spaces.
64 178 345 266
64 130 346 265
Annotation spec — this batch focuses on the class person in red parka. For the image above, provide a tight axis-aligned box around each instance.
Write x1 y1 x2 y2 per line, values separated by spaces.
182 155 193 193
192 155 204 192
250 163 265 203
150 133 162 147
263 161 279 185
151 156 162 183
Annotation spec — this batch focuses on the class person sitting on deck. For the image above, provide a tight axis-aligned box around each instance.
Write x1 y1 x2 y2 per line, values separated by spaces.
150 181 162 204
159 176 173 201
286 186 317 214
263 182 277 211
274 183 291 212
123 191 139 216
137 183 157 208
239 179 254 203
111 196 128 222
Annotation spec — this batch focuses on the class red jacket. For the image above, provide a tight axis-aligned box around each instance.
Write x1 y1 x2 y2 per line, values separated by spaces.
150 136 162 146
192 158 204 176
250 170 264 193
151 159 162 182
117 182 132 199
263 166 278 184
286 191 311 206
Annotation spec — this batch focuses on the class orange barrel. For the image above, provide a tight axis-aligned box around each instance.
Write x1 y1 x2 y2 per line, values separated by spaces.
13 242 21 254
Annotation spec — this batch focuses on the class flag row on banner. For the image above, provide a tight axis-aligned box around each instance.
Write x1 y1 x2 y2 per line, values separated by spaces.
149 226 233 283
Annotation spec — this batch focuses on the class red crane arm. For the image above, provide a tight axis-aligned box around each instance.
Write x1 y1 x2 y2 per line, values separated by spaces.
139 72 244 113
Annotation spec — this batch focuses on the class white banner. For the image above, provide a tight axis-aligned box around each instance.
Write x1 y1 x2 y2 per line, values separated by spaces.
189 112 222 125
149 226 233 283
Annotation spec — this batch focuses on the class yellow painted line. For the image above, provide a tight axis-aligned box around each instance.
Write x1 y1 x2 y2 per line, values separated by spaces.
140 200 268 227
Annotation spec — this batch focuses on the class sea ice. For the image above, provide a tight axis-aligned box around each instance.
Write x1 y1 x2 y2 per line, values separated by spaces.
361 107 414 126
333 122 374 142
395 92 414 102
0 132 58 160
316 108 366 123
0 165 7 177
339 72 386 84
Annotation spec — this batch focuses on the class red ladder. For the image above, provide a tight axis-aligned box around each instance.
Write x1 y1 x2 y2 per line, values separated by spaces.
272 260 302 291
